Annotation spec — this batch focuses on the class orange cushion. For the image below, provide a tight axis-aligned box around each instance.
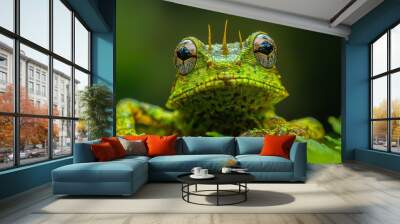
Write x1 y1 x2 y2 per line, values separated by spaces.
91 142 117 161
146 135 177 157
260 135 296 159
101 137 127 158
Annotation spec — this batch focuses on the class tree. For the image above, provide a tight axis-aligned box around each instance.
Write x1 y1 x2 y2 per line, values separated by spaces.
79 84 113 140
0 85 59 151
372 99 400 142
0 85 14 149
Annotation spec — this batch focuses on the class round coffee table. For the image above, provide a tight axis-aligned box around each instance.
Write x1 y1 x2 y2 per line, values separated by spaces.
177 173 255 206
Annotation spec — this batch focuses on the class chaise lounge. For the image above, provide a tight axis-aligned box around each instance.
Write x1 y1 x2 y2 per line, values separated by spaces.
52 137 306 196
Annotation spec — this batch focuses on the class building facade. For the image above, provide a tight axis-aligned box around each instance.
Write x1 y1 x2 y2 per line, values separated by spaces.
0 41 79 156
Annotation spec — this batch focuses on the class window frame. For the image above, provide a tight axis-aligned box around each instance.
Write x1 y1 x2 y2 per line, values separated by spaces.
370 20 400 154
0 0 92 171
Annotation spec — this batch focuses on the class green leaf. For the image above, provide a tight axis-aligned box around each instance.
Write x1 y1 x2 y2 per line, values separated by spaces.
328 116 341 135
79 84 113 139
297 136 341 164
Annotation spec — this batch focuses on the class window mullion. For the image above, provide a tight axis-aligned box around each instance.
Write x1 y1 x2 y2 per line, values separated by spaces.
48 0 54 160
388 30 391 153
13 0 21 166
71 10 76 155
370 45 373 149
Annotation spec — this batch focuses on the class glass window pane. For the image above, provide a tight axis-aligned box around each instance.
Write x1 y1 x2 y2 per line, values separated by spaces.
0 0 14 31
372 121 388 151
372 77 387 119
0 34 14 112
53 119 72 157
20 0 49 49
372 33 387 76
74 18 89 70
391 120 400 153
53 59 72 117
75 120 88 143
74 69 89 118
391 72 400 118
0 116 14 170
391 24 400 70
20 117 49 165
20 44 49 115
53 0 72 60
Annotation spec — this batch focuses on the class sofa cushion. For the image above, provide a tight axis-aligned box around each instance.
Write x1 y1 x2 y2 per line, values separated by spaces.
119 138 147 156
124 135 148 142
115 155 150 163
53 158 147 183
235 137 264 155
236 155 293 172
180 137 235 155
73 139 100 163
91 142 118 161
260 135 296 159
101 137 127 158
147 135 177 157
149 154 235 172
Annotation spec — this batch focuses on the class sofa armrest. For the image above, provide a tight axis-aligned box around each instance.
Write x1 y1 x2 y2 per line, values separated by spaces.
289 142 307 181
73 140 100 163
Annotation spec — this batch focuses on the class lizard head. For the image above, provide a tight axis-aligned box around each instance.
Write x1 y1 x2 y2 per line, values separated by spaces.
166 21 288 118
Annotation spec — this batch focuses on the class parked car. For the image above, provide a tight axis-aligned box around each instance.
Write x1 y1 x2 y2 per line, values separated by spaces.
8 150 32 160
7 153 12 161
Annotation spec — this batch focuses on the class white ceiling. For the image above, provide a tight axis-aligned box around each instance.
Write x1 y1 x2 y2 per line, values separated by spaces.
163 0 384 38
226 0 352 23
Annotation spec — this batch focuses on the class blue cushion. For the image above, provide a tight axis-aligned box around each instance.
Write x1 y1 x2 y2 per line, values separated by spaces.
149 154 235 172
73 139 100 163
53 159 147 183
117 155 150 163
181 137 235 155
235 137 264 155
236 155 293 172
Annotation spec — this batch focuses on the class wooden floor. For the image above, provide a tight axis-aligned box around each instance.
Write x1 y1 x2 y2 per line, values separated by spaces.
1 162 400 224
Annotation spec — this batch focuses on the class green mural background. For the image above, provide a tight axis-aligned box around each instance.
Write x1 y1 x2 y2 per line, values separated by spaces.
116 0 342 163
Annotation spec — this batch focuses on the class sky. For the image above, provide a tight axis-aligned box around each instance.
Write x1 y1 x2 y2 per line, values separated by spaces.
392 24 400 70
371 33 387 109
372 30 400 109
0 0 89 71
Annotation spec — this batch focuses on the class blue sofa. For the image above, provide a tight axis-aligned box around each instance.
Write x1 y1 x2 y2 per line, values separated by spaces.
52 137 307 196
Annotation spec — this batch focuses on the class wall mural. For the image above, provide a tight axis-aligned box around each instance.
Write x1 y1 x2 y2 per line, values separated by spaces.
116 1 341 164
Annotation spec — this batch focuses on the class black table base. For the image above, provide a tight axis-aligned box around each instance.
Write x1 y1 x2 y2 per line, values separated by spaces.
181 183 249 206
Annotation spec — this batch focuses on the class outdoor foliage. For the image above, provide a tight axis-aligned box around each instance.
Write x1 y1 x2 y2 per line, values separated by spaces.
0 85 59 150
79 84 113 140
373 99 400 141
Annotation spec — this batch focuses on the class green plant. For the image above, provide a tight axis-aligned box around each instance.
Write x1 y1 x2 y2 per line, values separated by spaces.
79 84 113 140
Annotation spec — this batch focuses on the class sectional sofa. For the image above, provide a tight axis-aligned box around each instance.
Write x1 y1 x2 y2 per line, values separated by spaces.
52 137 307 196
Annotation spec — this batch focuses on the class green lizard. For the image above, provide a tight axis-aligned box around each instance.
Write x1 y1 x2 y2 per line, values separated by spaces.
117 21 325 139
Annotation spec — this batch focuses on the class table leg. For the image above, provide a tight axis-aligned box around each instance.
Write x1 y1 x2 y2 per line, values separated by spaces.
245 183 247 201
187 184 190 202
195 184 197 192
217 184 219 206
181 184 183 199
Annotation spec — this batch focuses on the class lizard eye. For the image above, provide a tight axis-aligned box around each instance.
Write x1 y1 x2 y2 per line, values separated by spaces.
253 34 276 68
174 39 197 75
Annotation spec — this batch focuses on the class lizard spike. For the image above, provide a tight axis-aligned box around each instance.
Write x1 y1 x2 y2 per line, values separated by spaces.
238 30 243 49
208 24 212 52
222 20 229 55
